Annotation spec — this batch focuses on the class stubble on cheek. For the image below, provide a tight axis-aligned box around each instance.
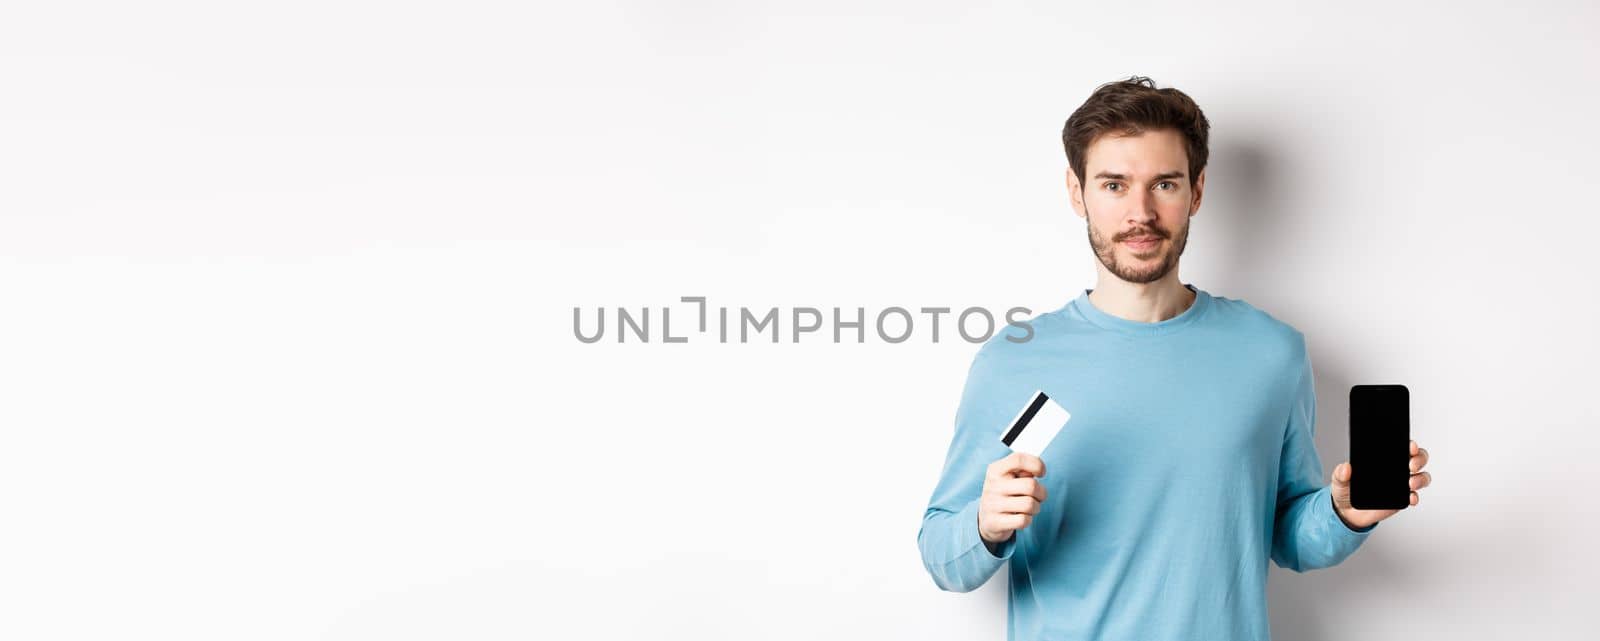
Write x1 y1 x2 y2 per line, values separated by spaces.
1084 215 1189 285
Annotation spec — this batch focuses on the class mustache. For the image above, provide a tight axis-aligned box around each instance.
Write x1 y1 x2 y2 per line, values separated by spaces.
1114 227 1167 242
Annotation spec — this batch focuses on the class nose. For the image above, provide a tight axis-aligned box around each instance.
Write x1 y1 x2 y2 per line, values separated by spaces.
1126 191 1158 224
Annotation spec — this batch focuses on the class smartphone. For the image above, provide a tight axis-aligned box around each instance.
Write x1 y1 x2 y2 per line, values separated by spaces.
1348 384 1411 510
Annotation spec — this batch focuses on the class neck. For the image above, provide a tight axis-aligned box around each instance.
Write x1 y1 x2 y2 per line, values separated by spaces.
1086 268 1195 323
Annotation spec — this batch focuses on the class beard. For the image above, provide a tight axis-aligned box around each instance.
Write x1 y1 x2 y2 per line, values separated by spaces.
1086 209 1191 284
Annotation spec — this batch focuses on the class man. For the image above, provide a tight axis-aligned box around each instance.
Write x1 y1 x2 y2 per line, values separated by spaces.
916 76 1434 640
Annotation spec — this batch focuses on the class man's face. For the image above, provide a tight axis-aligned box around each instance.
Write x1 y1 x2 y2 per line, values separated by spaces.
1067 128 1205 284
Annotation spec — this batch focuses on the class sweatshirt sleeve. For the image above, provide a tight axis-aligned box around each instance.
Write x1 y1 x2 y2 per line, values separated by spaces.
1270 333 1376 572
917 343 1018 592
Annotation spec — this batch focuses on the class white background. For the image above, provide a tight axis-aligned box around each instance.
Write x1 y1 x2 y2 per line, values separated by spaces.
2 1 1597 639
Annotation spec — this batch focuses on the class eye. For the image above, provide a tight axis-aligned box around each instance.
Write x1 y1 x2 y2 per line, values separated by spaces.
1104 182 1122 192
1155 181 1176 190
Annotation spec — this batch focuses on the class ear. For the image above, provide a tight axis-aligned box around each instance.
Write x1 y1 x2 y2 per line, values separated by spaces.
1189 167 1206 217
1065 168 1086 219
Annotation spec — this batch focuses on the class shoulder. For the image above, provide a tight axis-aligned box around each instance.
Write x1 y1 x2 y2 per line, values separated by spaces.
965 309 1044 369
1205 291 1310 363
954 304 1071 385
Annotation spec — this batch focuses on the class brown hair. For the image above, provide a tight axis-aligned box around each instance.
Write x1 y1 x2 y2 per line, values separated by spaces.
1062 76 1210 189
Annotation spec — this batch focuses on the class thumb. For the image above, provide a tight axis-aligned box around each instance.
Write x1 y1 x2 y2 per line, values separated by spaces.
1330 462 1352 493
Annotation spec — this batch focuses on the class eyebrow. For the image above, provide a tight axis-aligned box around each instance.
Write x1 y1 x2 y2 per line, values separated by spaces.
1093 171 1186 182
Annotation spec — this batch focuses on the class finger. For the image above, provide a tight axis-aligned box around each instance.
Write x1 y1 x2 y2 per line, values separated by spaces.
1410 490 1420 506
1410 470 1432 491
998 512 1033 531
1001 495 1042 515
1410 447 1429 473
989 452 1033 480
990 451 1026 479
1330 462 1351 486
999 477 1047 502
1011 453 1046 479
1410 440 1418 456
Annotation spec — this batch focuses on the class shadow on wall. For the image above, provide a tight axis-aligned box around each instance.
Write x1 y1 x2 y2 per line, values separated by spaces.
1205 137 1420 641
1201 138 1284 301
1218 129 1584 638
1267 353 1420 641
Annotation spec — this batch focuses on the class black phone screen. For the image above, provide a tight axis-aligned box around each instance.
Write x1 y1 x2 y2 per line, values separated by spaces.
1348 384 1410 510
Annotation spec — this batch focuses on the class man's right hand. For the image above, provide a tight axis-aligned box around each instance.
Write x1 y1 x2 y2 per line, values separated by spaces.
978 451 1048 545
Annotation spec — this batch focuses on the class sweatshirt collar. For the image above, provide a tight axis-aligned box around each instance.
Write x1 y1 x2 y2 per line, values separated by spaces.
1071 283 1212 336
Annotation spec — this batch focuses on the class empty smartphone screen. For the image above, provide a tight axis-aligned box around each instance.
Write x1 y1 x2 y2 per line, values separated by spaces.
1349 384 1411 510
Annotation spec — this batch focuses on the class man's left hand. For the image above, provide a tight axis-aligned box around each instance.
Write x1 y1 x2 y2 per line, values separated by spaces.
1330 440 1432 530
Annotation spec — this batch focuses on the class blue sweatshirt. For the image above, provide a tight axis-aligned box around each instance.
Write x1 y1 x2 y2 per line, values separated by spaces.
917 283 1375 640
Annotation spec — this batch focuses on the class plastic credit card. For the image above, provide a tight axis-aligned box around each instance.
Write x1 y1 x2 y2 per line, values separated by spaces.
999 390 1071 456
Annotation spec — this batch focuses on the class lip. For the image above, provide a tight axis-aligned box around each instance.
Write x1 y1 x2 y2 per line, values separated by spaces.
1122 236 1161 249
